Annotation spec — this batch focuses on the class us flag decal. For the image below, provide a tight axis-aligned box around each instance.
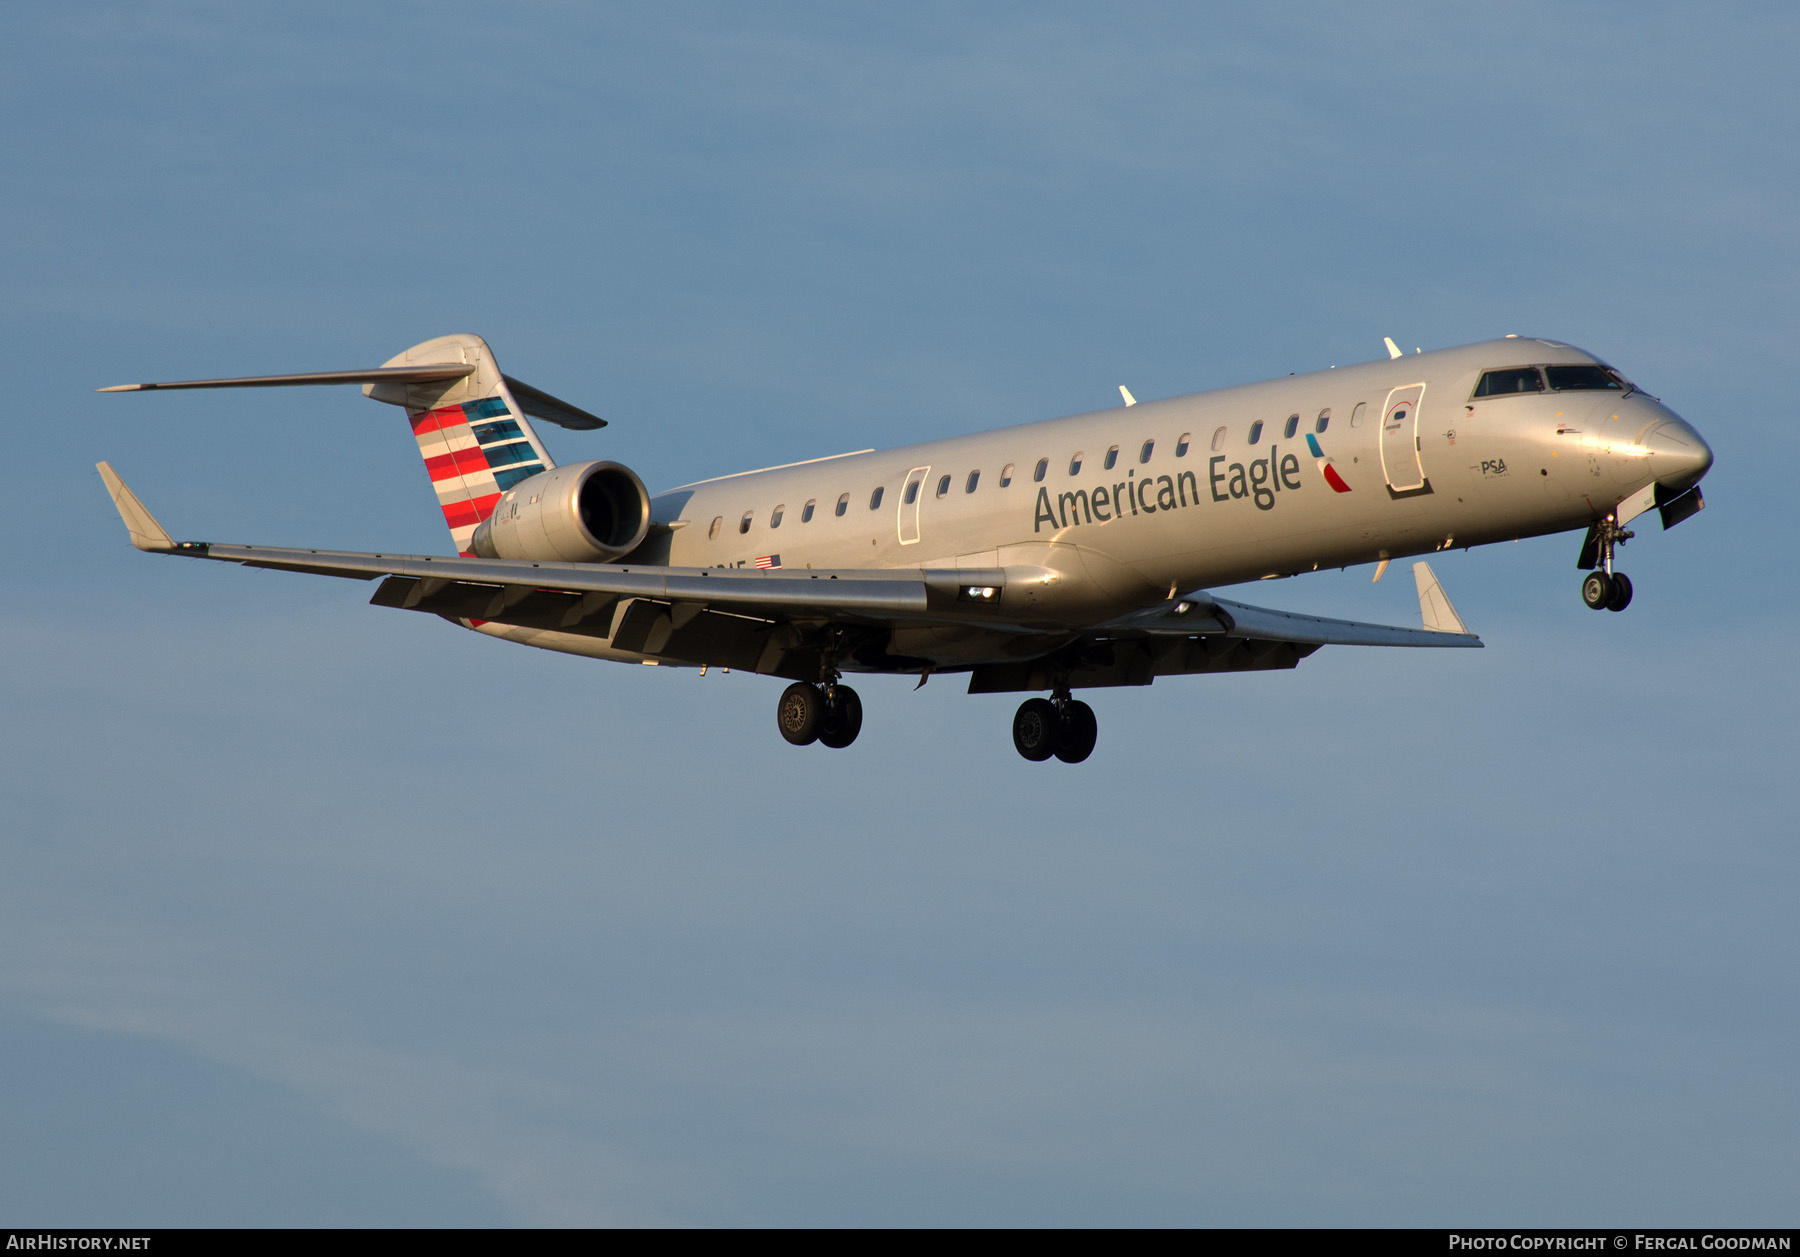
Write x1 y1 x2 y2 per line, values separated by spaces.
753 554 781 569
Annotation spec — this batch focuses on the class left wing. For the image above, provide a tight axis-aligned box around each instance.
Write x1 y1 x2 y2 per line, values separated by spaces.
97 462 1007 625
101 463 1478 687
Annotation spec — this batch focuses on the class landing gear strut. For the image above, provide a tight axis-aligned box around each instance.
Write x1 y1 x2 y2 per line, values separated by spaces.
776 680 863 748
1577 514 1635 613
1012 691 1098 764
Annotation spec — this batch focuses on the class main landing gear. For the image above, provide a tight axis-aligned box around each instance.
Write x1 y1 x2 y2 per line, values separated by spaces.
776 681 863 749
1012 693 1098 764
1578 514 1635 613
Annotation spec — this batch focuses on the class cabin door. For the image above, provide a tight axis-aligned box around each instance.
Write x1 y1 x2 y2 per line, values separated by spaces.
1379 384 1429 493
898 466 930 545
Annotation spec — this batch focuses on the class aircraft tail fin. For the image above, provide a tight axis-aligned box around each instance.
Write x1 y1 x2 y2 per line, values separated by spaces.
368 334 562 555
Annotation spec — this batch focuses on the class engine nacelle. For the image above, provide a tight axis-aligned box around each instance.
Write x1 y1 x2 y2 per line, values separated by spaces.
470 460 652 563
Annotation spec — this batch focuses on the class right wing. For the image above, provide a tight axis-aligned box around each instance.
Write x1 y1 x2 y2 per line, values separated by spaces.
1097 567 1480 648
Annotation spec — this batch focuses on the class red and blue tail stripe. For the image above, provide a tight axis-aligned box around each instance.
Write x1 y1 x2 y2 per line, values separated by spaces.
411 395 551 552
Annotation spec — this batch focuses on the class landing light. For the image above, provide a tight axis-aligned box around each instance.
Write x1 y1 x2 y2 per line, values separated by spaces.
959 585 999 603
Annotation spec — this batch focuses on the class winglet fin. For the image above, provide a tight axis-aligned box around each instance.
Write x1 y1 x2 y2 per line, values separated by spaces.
1412 560 1468 634
96 462 175 552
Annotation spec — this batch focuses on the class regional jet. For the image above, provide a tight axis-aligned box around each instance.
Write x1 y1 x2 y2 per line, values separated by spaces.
97 332 1712 762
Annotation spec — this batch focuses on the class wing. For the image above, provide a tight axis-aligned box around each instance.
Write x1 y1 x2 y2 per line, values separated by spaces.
98 463 1013 677
100 463 1477 688
1096 565 1479 648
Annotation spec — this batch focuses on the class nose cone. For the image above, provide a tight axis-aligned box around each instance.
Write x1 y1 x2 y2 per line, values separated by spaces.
1643 418 1713 491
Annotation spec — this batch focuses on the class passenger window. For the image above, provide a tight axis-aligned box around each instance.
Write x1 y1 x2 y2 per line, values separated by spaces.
1034 458 1049 482
1069 452 1084 475
1248 420 1264 444
1175 433 1190 457
936 474 951 497
739 511 753 534
869 486 884 510
1315 409 1330 434
1475 367 1546 397
835 493 849 517
966 470 980 493
1283 414 1299 439
708 516 722 540
802 500 816 523
1350 402 1366 427
999 463 1014 487
903 480 920 505
771 504 785 528
1103 446 1119 470
1210 427 1226 453
1139 439 1154 464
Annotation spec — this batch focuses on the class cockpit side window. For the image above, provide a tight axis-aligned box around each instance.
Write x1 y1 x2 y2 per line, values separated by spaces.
1474 367 1545 397
1545 364 1626 392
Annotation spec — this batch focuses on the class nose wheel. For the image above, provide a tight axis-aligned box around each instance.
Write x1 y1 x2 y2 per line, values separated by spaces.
777 681 864 748
1581 570 1633 612
1577 514 1635 612
1012 695 1098 763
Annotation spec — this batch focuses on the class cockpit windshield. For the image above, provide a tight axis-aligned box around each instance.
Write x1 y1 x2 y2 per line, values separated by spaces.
1475 363 1635 399
1474 367 1544 396
1545 364 1628 393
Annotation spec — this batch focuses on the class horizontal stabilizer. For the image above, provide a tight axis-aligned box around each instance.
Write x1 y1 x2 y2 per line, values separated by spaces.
96 462 174 552
97 365 476 393
96 360 606 431
500 375 606 430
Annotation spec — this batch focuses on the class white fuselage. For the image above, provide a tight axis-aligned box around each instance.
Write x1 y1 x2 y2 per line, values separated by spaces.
479 336 1711 668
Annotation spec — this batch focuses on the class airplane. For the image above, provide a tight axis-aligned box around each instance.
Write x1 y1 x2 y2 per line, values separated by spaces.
96 331 1712 763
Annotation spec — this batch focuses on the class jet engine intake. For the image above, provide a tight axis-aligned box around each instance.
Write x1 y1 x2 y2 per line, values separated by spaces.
470 460 651 563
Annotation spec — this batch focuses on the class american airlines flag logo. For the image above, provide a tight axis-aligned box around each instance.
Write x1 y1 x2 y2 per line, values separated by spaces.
753 554 781 569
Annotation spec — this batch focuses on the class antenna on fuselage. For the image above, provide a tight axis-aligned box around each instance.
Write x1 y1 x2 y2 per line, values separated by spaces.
1119 386 1137 406
1383 337 1403 360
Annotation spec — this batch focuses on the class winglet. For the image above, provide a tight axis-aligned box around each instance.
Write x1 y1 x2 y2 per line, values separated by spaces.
1412 561 1468 634
96 462 175 552
1119 386 1137 407
1383 336 1404 360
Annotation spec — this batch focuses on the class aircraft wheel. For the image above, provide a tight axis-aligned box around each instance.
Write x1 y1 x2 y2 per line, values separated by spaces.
818 684 863 749
777 682 823 746
1053 700 1098 764
1606 571 1634 612
1581 571 1614 610
1012 697 1060 762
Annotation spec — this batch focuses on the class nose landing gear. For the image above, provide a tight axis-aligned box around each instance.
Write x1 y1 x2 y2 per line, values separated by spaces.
1011 691 1098 764
1577 515 1635 612
1580 570 1634 612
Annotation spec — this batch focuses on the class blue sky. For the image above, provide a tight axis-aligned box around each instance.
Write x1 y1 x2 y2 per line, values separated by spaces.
4 2 1796 1225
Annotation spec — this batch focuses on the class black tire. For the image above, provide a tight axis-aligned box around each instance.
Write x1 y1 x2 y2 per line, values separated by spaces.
818 684 863 749
1581 571 1614 610
1012 697 1060 762
776 682 823 746
1053 700 1098 764
1606 571 1633 612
